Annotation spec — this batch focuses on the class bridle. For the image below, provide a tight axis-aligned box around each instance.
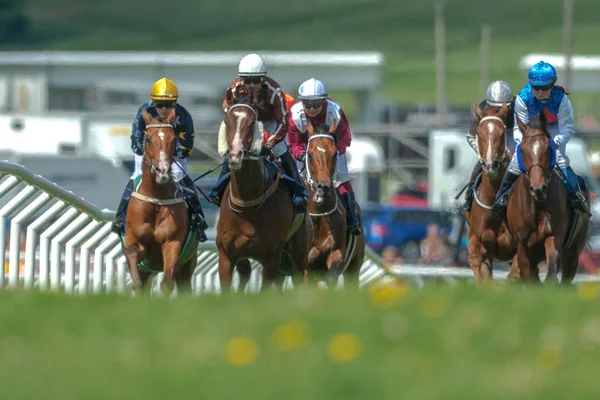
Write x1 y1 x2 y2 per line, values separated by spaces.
227 103 261 161
305 133 341 217
477 115 509 166
521 132 552 182
143 123 174 176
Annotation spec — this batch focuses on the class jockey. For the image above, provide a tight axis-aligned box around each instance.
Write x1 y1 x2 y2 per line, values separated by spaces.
460 80 515 211
208 54 308 209
288 78 361 236
491 61 586 212
111 77 208 240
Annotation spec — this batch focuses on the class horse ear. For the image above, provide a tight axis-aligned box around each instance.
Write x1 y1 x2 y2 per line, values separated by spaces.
329 121 337 134
499 101 508 118
166 107 176 124
306 120 314 136
142 109 152 125
225 88 234 107
474 103 484 120
249 89 257 106
538 111 548 131
516 115 527 134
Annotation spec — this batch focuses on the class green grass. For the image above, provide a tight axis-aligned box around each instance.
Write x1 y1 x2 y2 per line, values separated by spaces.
6 0 600 113
2 284 600 399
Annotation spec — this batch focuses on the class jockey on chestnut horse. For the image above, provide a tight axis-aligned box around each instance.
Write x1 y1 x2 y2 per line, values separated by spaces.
112 77 208 241
288 78 365 286
112 78 208 294
214 86 313 292
208 54 308 211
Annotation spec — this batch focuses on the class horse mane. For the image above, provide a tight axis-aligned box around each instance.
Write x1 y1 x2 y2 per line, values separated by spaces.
527 113 549 135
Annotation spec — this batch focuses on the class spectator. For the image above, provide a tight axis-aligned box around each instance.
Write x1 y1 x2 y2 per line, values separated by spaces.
419 224 451 265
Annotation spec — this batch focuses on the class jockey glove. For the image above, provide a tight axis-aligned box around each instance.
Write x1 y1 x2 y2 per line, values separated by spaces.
259 146 271 157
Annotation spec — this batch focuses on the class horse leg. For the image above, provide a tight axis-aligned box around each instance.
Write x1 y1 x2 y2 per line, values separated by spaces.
467 236 483 285
236 259 252 293
325 249 344 289
261 253 283 292
218 249 235 294
160 241 183 297
123 243 146 294
174 245 197 296
516 243 536 283
480 257 493 282
544 236 560 284
507 255 521 282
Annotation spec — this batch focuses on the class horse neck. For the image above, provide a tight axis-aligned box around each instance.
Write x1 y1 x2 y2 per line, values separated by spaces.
139 162 175 199
229 159 265 200
479 161 508 201
307 186 338 215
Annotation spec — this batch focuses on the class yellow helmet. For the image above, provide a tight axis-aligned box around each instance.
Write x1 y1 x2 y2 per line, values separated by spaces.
150 77 178 101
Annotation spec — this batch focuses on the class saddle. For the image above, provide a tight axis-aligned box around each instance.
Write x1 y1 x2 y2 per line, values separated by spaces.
210 159 307 215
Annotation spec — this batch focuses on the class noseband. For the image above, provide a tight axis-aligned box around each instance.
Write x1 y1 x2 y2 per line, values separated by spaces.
477 115 508 165
144 123 174 176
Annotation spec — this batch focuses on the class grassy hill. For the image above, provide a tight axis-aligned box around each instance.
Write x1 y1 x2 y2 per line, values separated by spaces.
1 284 600 399
4 0 600 109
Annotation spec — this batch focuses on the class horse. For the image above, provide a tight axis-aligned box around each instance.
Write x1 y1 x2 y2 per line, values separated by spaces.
122 108 198 295
215 91 313 292
506 113 590 283
303 121 365 287
464 102 517 284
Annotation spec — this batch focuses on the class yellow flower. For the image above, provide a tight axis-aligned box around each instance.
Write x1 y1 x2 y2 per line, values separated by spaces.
327 333 361 363
368 278 408 309
577 282 599 301
536 345 563 372
224 337 259 366
271 320 311 352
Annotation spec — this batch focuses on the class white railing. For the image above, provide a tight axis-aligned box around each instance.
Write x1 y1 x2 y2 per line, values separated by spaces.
0 160 393 295
1 159 598 295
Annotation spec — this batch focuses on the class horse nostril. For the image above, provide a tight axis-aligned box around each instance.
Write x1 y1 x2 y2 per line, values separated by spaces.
541 184 547 193
492 161 500 170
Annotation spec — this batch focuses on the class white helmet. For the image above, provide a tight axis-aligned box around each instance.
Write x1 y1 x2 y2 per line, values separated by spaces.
298 78 328 100
485 80 513 107
238 54 267 76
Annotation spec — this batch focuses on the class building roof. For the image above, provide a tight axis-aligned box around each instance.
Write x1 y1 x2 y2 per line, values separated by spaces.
0 51 383 67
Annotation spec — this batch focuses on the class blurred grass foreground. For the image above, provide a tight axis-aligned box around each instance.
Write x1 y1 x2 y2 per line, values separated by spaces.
2 284 600 399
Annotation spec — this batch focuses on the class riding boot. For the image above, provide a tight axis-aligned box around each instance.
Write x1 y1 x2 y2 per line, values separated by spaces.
208 162 230 206
179 176 208 242
280 151 308 208
562 166 589 213
490 171 520 212
343 191 362 236
461 162 483 212
111 179 134 234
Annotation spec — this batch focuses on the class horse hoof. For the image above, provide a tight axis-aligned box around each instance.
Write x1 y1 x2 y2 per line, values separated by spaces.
132 280 143 291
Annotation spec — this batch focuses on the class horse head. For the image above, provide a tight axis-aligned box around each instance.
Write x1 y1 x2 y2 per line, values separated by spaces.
306 120 337 205
141 108 177 184
518 113 553 204
224 90 263 170
474 101 508 180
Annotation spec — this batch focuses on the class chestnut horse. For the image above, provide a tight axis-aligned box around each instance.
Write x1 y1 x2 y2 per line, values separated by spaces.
304 121 365 287
123 108 198 295
506 114 590 283
464 102 517 284
216 95 313 292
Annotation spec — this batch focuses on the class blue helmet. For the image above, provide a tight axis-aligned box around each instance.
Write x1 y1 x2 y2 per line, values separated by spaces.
528 61 557 86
